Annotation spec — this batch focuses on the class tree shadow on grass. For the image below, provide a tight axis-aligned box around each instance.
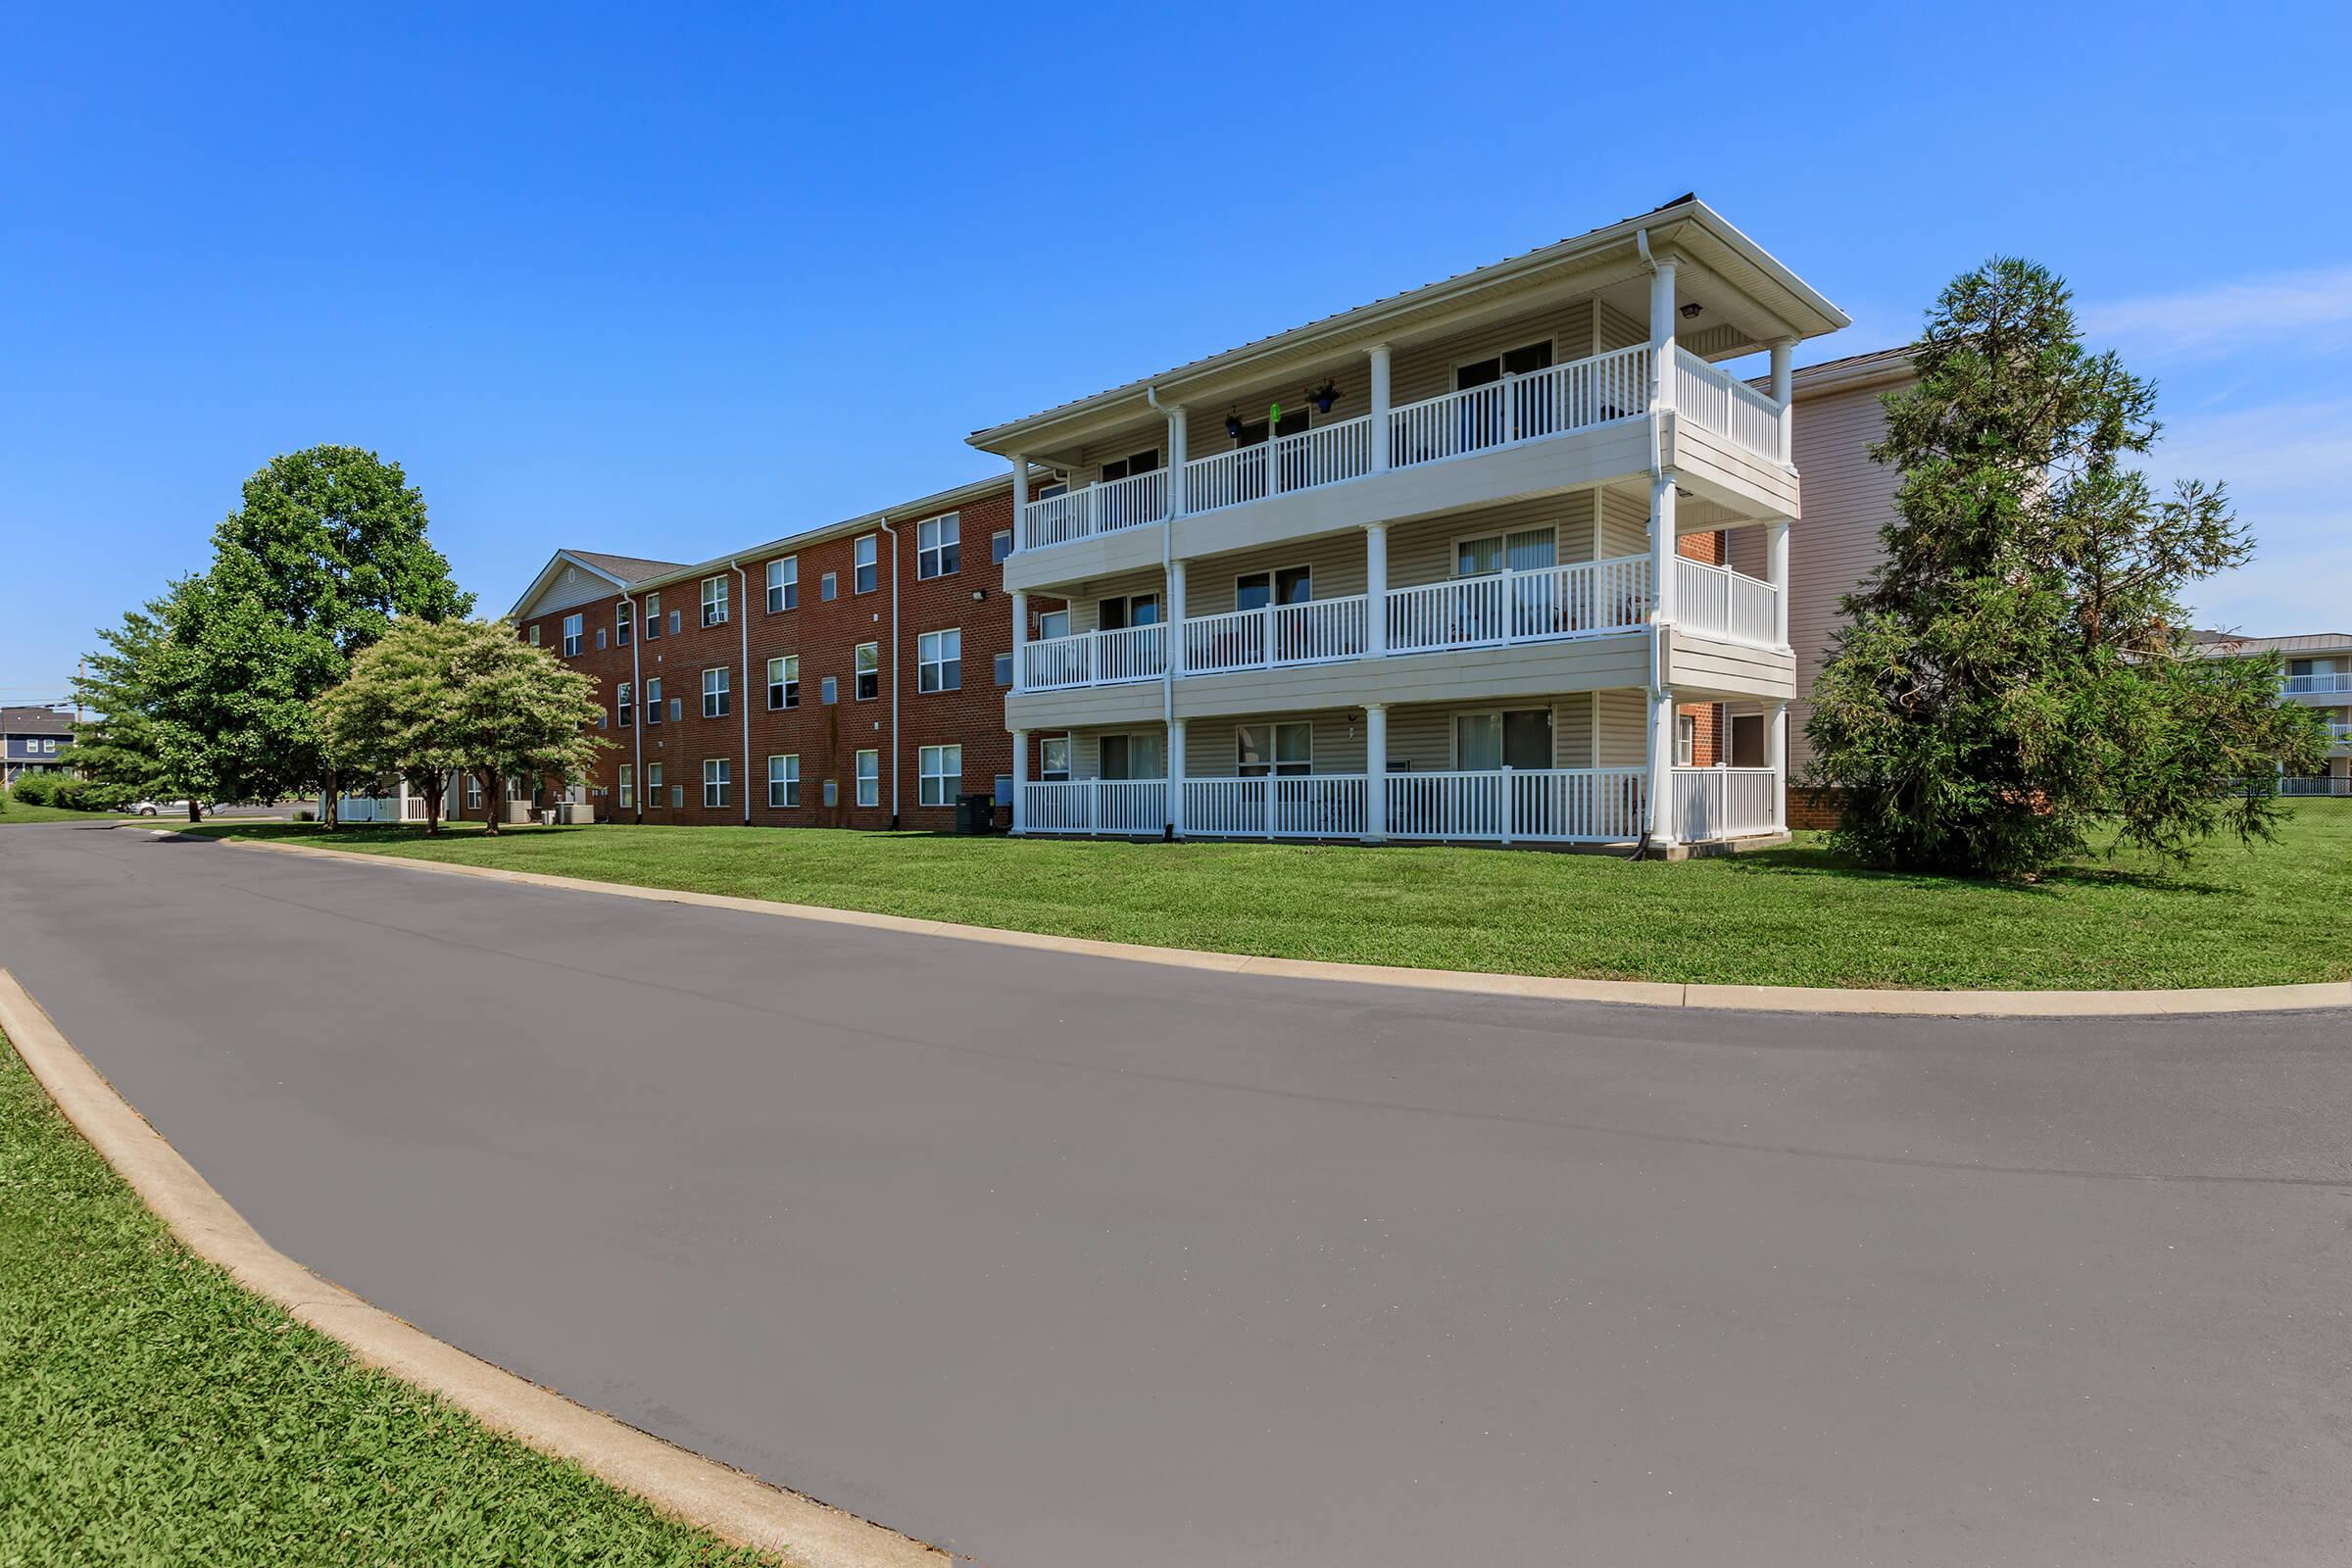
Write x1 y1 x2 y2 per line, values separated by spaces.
1715 842 2239 899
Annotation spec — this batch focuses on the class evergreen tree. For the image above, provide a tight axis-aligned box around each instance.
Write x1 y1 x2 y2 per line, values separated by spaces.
1807 258 2327 875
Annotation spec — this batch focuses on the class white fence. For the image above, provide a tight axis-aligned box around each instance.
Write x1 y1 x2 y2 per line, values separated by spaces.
1385 767 1647 843
1674 347 1787 463
2284 672 2352 695
1020 623 1167 690
1016 467 1170 551
1386 557 1651 655
1021 778 1168 835
2280 775 2352 797
1182 775 1370 839
1671 559 1780 648
1669 767 1778 841
1184 597 1369 675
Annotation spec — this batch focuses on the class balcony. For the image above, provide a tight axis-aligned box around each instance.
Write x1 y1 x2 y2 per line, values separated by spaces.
1012 344 1788 555
1016 764 1778 846
1021 622 1166 692
2285 672 2352 695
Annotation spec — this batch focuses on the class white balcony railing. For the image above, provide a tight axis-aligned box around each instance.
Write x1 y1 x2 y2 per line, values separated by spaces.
1671 558 1781 649
1669 766 1779 841
1184 596 1370 675
1017 467 1171 551
1185 415 1376 514
1385 768 1649 843
1674 347 1788 462
1387 344 1652 469
1020 623 1167 691
1386 557 1653 656
2284 672 2352 695
1021 778 1168 835
1181 774 1371 839
2279 774 2351 797
2326 720 2352 743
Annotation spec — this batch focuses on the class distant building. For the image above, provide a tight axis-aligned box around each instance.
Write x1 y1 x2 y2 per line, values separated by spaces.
2196 631 2352 795
2 706 74 785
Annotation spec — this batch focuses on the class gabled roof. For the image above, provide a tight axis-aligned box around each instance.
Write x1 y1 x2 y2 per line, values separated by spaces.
564 550 687 585
2 706 74 735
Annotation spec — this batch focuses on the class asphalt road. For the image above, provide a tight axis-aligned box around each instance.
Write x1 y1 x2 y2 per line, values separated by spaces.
2 822 2347 1567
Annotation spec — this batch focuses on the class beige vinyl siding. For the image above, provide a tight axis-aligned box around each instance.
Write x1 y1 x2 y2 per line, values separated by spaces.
1185 712 1366 776
1786 376 1906 772
1389 300 1598 410
1598 487 1649 558
1384 493 1603 590
1185 536 1369 619
1594 689 1649 765
1059 567 1169 636
523 563 622 620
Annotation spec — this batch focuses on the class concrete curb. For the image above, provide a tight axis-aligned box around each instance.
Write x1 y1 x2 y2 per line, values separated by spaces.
0 967 946 1568
206 829 2352 1019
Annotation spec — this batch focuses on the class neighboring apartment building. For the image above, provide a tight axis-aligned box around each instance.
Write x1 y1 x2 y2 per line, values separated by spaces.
969 195 1846 853
2 706 74 785
2196 631 2352 795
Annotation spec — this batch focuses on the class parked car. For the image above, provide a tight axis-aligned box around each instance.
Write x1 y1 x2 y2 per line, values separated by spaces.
121 799 200 817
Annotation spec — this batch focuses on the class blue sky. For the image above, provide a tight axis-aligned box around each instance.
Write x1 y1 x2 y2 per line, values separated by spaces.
5 2 2347 705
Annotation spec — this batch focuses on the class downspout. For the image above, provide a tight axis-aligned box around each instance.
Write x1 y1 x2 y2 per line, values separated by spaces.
1146 384 1174 759
878 514 900 826
732 563 751 826
624 592 643 823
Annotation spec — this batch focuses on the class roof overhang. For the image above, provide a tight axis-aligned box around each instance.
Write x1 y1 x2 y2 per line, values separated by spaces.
504 550 638 623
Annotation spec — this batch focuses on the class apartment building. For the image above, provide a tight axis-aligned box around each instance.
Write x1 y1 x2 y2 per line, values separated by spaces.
3 706 74 785
2197 631 2352 795
970 195 1847 853
479 472 1034 829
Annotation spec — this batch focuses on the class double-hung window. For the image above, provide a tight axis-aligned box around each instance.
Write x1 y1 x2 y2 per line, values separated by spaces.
527 624 541 646
703 758 731 808
820 570 838 601
644 593 662 638
644 677 662 725
819 675 838 705
767 655 798 710
616 681 633 727
1238 721 1312 777
855 749 880 807
702 665 729 718
767 754 800 808
855 642 879 701
853 534 878 594
616 764 634 808
1039 736 1071 782
562 613 583 657
466 775 483 808
616 603 632 645
917 628 959 693
766 556 798 612
702 575 729 627
918 744 961 807
647 762 663 801
1676 712 1696 768
991 529 1013 564
916 514 958 579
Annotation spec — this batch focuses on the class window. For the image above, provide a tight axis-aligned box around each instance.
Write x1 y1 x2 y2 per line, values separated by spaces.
644 593 661 638
644 678 662 725
767 754 800 808
616 604 632 645
702 575 729 627
1238 721 1312 776
669 609 682 635
559 614 582 656
1040 736 1071 782
917 628 959 693
671 781 685 808
1455 710 1550 771
596 626 608 651
995 774 1013 807
855 749 880 807
1455 339 1554 389
702 665 729 718
854 533 878 594
766 655 799 710
766 557 798 612
822 778 838 807
1097 592 1161 629
597 709 608 730
616 681 633 727
1037 608 1070 640
528 624 541 645
617 765 634 808
703 758 731 808
466 774 483 808
917 513 959 579
1676 712 1696 768
991 529 1013 564
994 652 1012 688
855 642 879 701
820 571 838 601
1101 732 1162 781
647 762 663 801
820 675 838 705
1099 448 1159 480
669 696 683 722
919 744 961 806
1234 568 1309 612
1454 526 1556 577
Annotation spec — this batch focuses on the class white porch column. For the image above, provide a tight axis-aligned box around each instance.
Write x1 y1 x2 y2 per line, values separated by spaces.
1646 687 1680 848
1766 517 1790 648
1167 561 1187 674
1649 470 1679 624
396 778 411 823
1011 729 1029 834
1363 523 1387 658
1168 716 1187 838
1767 700 1788 833
1010 590 1028 692
1364 703 1388 842
1648 256 1680 413
1165 407 1189 516
1009 455 1029 550
1769 336 1795 465
1367 343 1393 471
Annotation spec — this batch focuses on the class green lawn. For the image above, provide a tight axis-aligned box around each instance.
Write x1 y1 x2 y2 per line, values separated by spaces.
0 1034 777 1567
180 803 2352 991
0 800 122 824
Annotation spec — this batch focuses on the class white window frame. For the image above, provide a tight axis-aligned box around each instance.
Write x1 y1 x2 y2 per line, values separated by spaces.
854 533 878 594
855 641 879 701
647 762 664 801
1099 731 1163 782
562 612 583 657
1450 524 1558 578
855 748 880 807
644 677 662 725
766 556 798 612
916 513 959 579
1450 707 1551 770
919 743 961 807
702 575 730 627
1676 711 1696 768
466 774 483 808
703 757 731 808
767 654 799 710
527 624 541 645
991 529 1013 564
1232 566 1309 612
702 664 729 718
616 764 634 808
643 592 662 638
917 628 960 693
616 603 632 645
767 754 800 808
1040 735 1071 782
1237 720 1313 777
616 680 633 727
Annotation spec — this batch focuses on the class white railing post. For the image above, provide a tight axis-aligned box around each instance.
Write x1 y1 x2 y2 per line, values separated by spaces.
1263 773 1276 840
1364 523 1387 659
1260 603 1275 668
1011 730 1029 834
1768 700 1788 833
1010 591 1028 692
1364 704 1387 842
1770 337 1794 465
1166 406 1188 518
1767 518 1790 648
1010 456 1029 550
1500 764 1514 845
1647 689 1679 848
1169 718 1186 838
1168 560 1187 676
1650 473 1678 625
1367 343 1392 471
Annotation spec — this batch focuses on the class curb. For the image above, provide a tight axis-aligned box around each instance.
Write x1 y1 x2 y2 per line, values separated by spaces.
0 968 946 1568
206 829 2352 1019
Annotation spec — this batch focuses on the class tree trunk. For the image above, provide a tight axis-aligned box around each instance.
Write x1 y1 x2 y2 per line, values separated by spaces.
481 769 503 836
321 767 340 832
419 775 444 835
186 799 203 824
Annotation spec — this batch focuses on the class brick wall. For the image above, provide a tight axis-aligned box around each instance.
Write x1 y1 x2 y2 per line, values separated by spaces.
1677 529 1723 767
